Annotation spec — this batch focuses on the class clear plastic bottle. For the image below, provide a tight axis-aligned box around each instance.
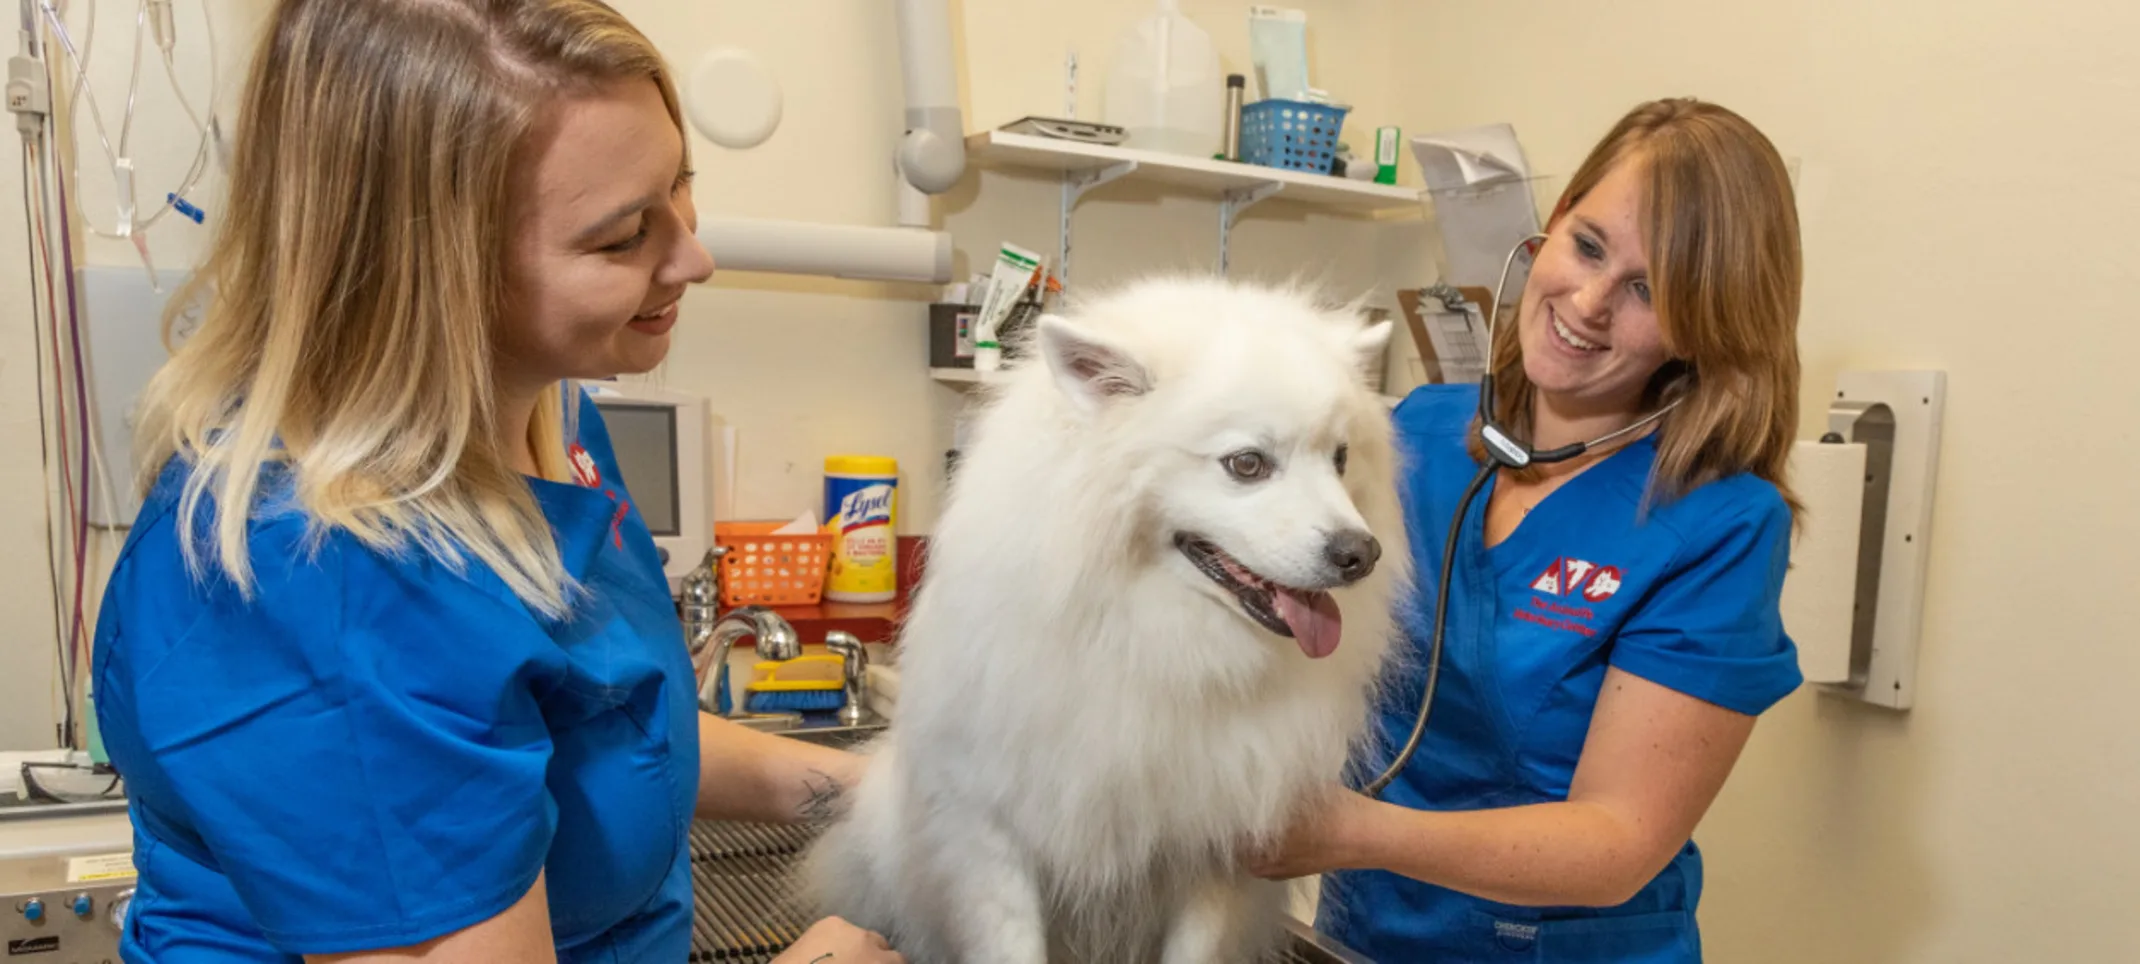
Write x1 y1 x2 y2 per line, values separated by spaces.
1103 0 1223 158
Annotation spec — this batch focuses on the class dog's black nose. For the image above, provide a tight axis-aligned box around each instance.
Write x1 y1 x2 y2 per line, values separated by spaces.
1325 530 1381 584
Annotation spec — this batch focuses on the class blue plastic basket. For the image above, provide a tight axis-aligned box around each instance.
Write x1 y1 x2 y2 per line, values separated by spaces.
1239 99 1350 174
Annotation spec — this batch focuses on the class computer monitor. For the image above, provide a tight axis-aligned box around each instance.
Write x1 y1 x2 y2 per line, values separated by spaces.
584 380 712 594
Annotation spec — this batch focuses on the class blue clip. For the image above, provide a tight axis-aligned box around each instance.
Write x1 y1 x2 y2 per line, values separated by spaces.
168 193 206 224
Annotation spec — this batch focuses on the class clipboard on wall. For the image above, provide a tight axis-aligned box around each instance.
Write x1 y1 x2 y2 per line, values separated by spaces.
1394 286 1495 387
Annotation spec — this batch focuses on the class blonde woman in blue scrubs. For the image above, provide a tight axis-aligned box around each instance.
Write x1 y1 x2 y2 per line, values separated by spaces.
91 2 903 962
1254 99 1806 962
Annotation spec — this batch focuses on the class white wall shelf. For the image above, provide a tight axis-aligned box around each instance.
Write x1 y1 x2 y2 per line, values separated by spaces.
967 130 1422 211
964 129 1425 280
929 367 1002 386
930 367 1402 408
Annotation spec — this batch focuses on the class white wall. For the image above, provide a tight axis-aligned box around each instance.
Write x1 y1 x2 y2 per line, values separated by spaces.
0 2 1433 748
1387 1 2140 959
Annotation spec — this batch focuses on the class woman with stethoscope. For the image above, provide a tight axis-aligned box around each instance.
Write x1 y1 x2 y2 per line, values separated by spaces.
1254 98 1807 962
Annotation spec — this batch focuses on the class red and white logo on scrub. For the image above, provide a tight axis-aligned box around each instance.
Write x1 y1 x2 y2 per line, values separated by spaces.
568 443 602 488
568 441 633 549
1581 566 1623 602
1531 557 1624 602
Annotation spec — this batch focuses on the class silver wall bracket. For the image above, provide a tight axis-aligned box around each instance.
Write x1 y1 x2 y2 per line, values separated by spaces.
1056 160 1137 286
1218 180 1284 275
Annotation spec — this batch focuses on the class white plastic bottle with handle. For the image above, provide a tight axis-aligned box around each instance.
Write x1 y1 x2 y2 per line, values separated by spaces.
1103 0 1223 158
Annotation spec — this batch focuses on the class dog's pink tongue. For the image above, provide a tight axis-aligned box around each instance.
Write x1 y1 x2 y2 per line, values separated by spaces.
1276 589 1343 659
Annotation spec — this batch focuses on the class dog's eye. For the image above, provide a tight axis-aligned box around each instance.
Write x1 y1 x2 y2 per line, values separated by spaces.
1222 450 1272 481
1334 444 1349 476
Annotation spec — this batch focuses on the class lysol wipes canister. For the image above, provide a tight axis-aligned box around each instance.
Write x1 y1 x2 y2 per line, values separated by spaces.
822 456 898 603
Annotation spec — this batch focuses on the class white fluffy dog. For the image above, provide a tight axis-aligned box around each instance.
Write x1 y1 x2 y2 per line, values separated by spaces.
804 277 1409 963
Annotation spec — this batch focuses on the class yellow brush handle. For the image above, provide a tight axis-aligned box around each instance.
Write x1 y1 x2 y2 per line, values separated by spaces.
749 654 844 690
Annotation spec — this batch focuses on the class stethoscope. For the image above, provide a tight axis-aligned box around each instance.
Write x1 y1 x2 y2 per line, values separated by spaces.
1360 233 1683 797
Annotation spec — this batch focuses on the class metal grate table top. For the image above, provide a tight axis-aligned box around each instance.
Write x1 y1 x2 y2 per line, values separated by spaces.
688 820 819 963
686 819 1366 963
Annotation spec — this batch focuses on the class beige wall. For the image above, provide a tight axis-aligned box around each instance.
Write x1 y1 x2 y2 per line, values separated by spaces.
1386 1 2140 960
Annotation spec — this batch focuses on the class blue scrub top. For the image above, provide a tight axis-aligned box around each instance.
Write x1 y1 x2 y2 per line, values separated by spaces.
1318 385 1801 963
92 390 700 962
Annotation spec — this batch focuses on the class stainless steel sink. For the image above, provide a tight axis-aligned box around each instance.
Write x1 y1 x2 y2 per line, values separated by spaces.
721 708 890 742
687 721 1374 962
770 716 889 748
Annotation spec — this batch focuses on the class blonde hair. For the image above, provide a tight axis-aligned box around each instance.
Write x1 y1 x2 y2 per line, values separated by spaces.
1477 97 1803 516
135 0 685 616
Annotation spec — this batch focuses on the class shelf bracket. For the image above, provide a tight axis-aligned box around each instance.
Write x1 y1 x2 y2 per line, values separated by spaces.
1217 180 1285 275
1057 160 1138 286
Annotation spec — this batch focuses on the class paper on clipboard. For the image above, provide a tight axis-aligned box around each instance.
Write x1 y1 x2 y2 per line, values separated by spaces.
1422 301 1490 384
1397 288 1491 386
1411 123 1542 290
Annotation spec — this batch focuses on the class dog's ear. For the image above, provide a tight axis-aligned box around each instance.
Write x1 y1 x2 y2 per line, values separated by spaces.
1038 314 1150 412
1350 320 1393 378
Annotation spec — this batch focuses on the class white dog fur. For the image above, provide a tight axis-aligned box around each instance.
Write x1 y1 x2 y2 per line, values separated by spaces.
803 277 1410 964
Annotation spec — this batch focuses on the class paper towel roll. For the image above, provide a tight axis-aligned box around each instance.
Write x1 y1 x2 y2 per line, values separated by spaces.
865 664 901 720
1781 441 1869 685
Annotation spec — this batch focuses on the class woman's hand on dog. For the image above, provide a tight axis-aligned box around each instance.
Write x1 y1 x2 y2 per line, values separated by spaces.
1248 783 1377 880
774 916 906 964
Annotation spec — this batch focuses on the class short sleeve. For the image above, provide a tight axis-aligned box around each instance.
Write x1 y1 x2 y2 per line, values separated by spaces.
1609 491 1803 716
127 523 559 953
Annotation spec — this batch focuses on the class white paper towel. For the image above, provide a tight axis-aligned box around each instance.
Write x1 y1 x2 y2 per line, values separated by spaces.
1780 441 1868 684
1409 124 1530 189
865 663 900 720
1409 124 1541 289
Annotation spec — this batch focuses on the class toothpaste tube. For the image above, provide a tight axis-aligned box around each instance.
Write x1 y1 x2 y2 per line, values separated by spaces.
974 241 1044 372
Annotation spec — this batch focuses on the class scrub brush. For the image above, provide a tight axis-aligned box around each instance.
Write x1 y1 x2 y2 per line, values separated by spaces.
743 654 847 713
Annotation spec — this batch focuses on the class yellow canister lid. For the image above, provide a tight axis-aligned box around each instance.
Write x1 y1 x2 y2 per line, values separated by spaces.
824 455 898 476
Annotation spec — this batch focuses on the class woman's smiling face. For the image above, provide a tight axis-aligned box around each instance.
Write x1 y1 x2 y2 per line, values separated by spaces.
1516 156 1673 415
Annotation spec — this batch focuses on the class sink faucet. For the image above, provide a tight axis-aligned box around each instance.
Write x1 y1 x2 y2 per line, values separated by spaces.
822 631 871 726
694 605 803 716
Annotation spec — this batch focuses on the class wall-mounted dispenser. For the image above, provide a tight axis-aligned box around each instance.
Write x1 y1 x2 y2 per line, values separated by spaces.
1780 371 1947 710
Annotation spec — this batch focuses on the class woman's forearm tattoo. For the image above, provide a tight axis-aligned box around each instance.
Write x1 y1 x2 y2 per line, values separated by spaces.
799 768 845 821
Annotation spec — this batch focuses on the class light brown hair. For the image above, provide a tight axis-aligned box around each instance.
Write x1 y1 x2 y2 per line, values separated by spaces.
135 0 684 615
1479 97 1803 516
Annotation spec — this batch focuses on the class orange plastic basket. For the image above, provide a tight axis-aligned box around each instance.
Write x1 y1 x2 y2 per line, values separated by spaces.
714 521 832 608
